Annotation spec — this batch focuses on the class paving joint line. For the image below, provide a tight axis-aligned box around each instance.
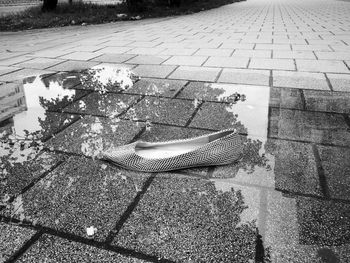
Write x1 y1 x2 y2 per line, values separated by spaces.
104 174 157 244
4 230 44 263
312 144 331 199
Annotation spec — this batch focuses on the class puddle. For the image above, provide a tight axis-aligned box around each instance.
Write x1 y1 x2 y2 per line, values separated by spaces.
1 65 349 262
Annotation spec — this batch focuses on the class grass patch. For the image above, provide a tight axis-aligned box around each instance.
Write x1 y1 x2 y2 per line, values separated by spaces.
0 0 244 31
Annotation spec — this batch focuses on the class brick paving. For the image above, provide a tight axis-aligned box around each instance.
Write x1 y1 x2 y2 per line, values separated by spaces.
1 0 350 262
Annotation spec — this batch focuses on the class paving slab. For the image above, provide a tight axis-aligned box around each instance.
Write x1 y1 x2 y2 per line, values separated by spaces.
163 55 207 66
112 176 256 262
91 53 137 63
296 59 349 73
318 146 350 200
326 73 350 92
218 68 270 85
17 234 150 263
250 58 295 71
273 70 329 90
3 156 151 242
269 108 350 146
303 90 350 114
168 66 221 82
125 55 170 65
0 223 36 262
204 56 249 68
125 97 196 126
133 64 176 78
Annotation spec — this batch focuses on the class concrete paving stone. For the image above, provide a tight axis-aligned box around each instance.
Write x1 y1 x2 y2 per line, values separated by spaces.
255 44 292 51
189 102 246 132
303 90 350 114
194 48 234 57
163 55 207 66
46 116 143 156
0 66 21 76
330 45 350 52
113 176 256 262
129 41 161 48
292 44 332 51
127 78 187 98
296 59 349 73
64 45 106 52
296 197 350 245
0 223 36 262
125 97 195 126
316 51 350 60
96 46 133 54
0 68 56 82
10 156 151 241
159 48 198 56
273 38 307 45
182 41 221 49
103 40 134 46
168 66 221 82
273 70 329 90
126 47 165 56
46 60 100 72
91 53 136 63
273 50 316 59
17 234 150 263
269 87 304 109
220 43 255 49
213 138 322 196
232 49 272 58
318 146 350 200
133 64 176 78
307 39 346 46
265 193 350 262
58 52 101 61
0 56 34 66
125 55 170 65
29 49 73 59
204 57 249 68
269 108 350 146
250 58 295 71
327 73 350 92
14 58 64 70
0 52 26 61
216 68 270 86
64 93 141 117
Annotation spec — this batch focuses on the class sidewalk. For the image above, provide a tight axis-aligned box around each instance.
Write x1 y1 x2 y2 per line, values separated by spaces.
1 0 350 262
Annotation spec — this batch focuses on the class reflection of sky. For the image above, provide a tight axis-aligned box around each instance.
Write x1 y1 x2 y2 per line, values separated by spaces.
13 76 75 137
213 84 270 147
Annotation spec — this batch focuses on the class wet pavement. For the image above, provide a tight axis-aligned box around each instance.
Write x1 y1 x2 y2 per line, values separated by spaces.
0 63 349 262
1 0 350 262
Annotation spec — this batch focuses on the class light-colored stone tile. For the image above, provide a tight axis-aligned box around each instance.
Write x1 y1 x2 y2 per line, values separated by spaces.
91 53 136 63
0 68 56 82
159 48 197 56
65 45 105 52
129 41 161 48
97 46 133 54
168 66 221 82
133 64 177 78
327 73 350 92
250 58 295 70
194 48 233 57
273 70 329 90
46 60 100 72
0 66 21 76
218 68 270 86
126 55 170 65
220 43 255 49
58 52 100 61
292 45 332 51
255 44 291 50
126 47 165 56
29 50 72 58
163 56 207 66
15 57 64 70
296 59 349 73
232 49 271 58
204 57 249 68
0 56 33 66
273 50 316 59
315 51 350 60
